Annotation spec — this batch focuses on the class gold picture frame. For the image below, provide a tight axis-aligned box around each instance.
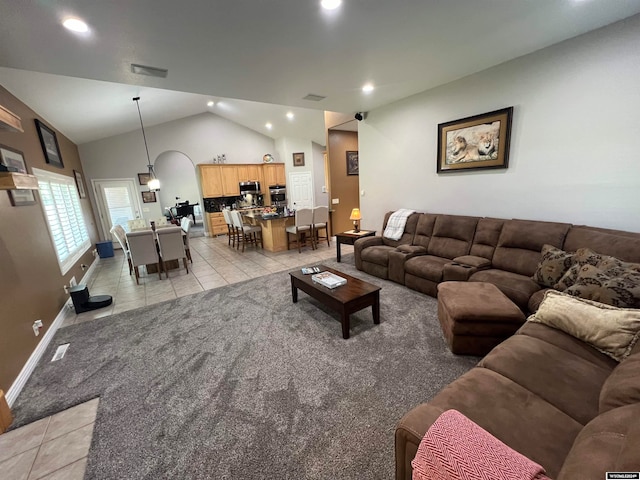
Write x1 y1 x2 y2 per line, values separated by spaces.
437 107 513 173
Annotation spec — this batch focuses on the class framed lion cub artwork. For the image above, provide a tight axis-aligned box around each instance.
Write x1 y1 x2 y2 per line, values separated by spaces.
436 107 513 173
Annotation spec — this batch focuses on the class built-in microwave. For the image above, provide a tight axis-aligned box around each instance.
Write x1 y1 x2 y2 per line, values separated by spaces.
269 184 286 206
239 181 260 195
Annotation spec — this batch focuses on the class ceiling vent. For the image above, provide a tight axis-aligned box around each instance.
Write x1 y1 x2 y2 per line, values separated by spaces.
303 93 326 102
131 64 168 78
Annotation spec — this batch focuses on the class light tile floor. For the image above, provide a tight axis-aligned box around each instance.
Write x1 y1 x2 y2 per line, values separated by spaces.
2 234 352 479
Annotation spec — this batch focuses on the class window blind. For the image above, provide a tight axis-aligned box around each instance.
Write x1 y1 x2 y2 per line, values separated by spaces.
33 168 90 274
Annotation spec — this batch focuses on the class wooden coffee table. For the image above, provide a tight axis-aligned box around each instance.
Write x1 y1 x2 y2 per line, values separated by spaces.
289 265 381 339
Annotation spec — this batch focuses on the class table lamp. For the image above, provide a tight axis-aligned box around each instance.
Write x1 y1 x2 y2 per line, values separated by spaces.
350 208 361 232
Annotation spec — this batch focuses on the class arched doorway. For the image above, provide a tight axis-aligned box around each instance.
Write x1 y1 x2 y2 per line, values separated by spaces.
154 151 200 214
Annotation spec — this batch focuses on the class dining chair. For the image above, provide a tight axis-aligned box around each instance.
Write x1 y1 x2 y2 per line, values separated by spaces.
285 208 315 253
230 210 262 252
312 206 330 247
222 208 235 247
110 224 133 275
126 230 161 284
127 218 147 231
180 217 194 263
156 226 189 278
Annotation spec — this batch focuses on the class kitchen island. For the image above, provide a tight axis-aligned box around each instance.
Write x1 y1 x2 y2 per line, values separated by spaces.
241 211 295 252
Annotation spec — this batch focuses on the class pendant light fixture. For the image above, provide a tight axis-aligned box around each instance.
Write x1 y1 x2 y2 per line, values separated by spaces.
132 96 160 191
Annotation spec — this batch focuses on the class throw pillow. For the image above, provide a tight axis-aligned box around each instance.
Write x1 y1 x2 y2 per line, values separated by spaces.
529 291 640 362
565 264 640 309
599 353 640 414
532 245 575 287
553 247 603 291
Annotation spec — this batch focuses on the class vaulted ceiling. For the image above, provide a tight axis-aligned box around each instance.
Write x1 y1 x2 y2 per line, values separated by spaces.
1 1 639 145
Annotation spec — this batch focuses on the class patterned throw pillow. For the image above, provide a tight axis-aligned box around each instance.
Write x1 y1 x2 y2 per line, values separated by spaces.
553 248 603 291
565 264 640 309
532 245 576 288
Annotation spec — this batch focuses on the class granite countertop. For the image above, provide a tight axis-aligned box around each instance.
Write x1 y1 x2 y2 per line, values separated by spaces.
242 211 294 221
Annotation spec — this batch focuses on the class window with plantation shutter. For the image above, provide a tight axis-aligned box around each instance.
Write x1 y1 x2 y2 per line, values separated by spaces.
33 168 90 275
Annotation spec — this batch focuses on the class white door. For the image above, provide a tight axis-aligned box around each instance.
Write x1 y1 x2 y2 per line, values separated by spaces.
288 172 314 209
93 179 142 246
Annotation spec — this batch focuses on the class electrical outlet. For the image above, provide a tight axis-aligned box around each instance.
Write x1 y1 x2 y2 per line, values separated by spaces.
32 320 43 337
332 198 340 205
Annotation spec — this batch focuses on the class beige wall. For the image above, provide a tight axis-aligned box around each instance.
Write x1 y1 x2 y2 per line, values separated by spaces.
327 130 359 233
0 86 99 392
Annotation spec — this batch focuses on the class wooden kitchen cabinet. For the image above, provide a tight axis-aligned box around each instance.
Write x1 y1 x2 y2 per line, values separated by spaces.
207 212 227 236
220 166 239 195
263 163 285 187
238 164 264 187
199 165 223 197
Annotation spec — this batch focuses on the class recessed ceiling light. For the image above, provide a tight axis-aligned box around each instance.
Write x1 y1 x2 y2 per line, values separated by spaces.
321 0 342 10
62 18 89 33
265 123 273 130
362 83 374 93
207 101 215 107
286 112 294 120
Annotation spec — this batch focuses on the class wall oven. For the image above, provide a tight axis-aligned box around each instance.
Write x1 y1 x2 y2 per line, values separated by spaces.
269 184 286 206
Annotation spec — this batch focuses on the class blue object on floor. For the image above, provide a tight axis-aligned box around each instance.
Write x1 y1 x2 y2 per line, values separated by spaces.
96 241 114 258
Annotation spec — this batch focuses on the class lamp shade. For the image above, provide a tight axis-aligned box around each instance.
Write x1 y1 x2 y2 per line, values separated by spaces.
350 208 361 221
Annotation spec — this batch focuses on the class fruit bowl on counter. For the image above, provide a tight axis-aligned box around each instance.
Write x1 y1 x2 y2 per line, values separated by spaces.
261 206 279 218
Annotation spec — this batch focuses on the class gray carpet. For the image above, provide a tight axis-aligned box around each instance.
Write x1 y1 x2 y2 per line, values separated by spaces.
11 257 479 479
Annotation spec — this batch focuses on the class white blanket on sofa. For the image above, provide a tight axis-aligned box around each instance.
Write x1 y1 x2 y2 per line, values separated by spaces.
383 209 416 241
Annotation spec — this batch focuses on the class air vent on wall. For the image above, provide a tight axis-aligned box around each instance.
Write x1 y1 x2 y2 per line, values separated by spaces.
131 64 168 78
303 93 326 102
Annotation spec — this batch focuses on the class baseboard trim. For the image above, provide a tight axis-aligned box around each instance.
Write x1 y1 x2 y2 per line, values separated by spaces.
6 256 100 407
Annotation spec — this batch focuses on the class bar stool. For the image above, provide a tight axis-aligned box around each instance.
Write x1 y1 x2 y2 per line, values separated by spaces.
286 208 315 253
230 210 262 252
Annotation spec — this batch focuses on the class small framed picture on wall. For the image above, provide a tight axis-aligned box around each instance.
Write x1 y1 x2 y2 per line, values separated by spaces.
292 152 305 167
142 191 157 203
346 151 359 175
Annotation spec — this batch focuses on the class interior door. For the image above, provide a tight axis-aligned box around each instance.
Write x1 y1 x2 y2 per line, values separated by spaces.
288 172 314 210
93 179 142 245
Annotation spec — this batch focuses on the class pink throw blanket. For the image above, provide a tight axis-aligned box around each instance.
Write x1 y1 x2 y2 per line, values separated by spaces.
412 410 551 480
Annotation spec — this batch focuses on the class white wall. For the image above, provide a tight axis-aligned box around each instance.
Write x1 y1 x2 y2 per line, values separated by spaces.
312 141 328 207
154 151 200 210
79 112 276 223
359 15 640 233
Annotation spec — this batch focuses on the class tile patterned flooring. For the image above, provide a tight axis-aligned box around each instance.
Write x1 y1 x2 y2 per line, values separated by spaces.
1 234 351 479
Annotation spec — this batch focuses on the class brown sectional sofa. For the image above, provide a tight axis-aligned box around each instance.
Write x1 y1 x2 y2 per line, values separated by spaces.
396 323 640 479
355 211 640 313
353 211 640 479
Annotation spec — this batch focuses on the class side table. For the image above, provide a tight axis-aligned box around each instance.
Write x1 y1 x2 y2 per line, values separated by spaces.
335 230 376 262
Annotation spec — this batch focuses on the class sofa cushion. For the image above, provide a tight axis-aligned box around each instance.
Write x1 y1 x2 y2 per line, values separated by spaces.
425 368 583 479
565 264 640 309
469 218 504 260
405 255 450 283
360 245 396 267
409 213 437 250
527 288 550 313
469 269 541 311
479 333 611 425
557 403 640 480
599 352 640 414
529 291 640 362
532 244 576 288
426 215 478 260
492 220 570 277
564 225 640 264
380 211 420 247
